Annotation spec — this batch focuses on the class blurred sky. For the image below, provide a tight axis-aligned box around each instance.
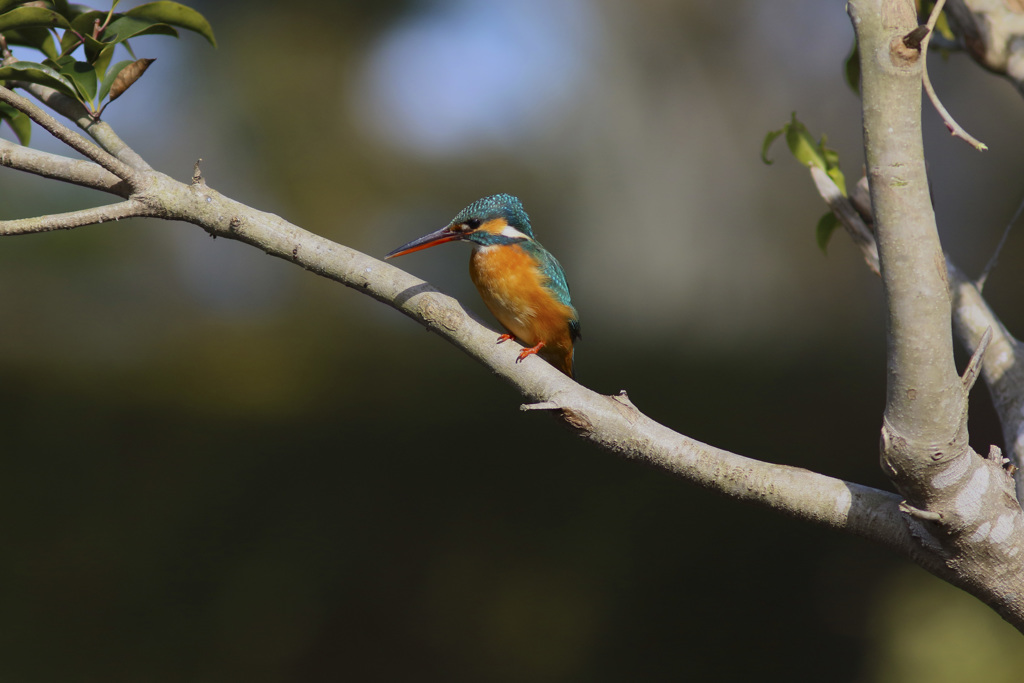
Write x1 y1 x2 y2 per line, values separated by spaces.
3 1 1024 680
354 0 597 155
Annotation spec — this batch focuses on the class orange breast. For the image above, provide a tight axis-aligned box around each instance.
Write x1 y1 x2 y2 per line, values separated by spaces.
469 245 576 373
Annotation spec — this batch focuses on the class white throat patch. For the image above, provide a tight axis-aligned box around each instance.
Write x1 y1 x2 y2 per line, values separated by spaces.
500 225 530 240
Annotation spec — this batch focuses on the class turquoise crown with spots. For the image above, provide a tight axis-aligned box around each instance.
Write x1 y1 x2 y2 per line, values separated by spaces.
450 194 534 238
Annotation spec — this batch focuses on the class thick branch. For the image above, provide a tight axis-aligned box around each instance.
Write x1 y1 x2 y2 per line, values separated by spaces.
853 0 966 467
848 0 1024 628
810 171 1024 496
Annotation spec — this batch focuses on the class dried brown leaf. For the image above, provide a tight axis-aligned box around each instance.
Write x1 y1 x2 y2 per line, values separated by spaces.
109 58 155 102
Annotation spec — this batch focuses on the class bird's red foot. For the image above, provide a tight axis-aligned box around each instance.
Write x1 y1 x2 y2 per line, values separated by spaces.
516 341 546 363
496 333 515 344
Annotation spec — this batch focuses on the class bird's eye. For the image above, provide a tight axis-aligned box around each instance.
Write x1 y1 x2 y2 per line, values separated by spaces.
463 219 481 230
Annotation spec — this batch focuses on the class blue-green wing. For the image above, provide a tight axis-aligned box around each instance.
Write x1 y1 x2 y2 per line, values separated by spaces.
527 241 581 341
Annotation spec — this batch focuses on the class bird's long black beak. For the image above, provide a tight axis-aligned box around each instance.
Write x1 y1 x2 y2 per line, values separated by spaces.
385 225 464 259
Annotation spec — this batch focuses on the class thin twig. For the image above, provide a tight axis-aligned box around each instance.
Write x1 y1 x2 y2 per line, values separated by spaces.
0 200 154 236
0 86 140 184
809 166 880 274
521 401 560 411
961 326 992 392
899 500 944 521
976 191 1024 290
920 0 988 151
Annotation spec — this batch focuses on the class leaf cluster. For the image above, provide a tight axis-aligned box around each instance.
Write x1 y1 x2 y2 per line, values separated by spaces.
0 0 214 142
762 113 847 252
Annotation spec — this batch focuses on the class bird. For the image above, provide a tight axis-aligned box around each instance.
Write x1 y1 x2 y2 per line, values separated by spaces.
385 194 580 378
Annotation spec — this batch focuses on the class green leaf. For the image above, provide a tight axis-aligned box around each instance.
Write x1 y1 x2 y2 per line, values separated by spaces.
763 114 849 251
3 27 59 59
103 16 178 44
844 40 860 95
65 10 106 57
761 128 784 165
51 0 72 17
93 42 115 81
0 0 27 14
816 212 840 253
125 1 216 47
827 165 847 195
0 101 31 145
55 59 98 104
0 0 42 14
820 134 847 191
784 116 825 171
935 11 954 41
0 61 80 100
763 113 848 195
0 6 73 33
45 54 75 68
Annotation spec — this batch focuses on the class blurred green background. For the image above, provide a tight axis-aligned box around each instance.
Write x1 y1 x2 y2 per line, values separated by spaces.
3 1 1024 680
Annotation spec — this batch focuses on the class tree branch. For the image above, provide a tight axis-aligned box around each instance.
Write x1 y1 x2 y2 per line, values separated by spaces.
948 261 1024 499
0 138 129 195
1 47 150 170
856 0 965 458
848 0 1024 627
976 191 1024 290
920 0 988 150
13 80 151 170
811 168 1024 499
809 166 879 274
0 85 140 184
0 199 156 235
159 183 936 551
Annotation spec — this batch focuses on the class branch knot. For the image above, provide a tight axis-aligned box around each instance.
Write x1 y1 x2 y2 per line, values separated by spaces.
902 25 930 51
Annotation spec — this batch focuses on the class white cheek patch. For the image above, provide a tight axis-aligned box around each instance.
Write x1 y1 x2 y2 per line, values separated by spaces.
500 225 531 240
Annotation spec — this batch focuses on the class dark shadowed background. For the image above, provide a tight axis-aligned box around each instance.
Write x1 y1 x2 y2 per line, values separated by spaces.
3 1 1024 680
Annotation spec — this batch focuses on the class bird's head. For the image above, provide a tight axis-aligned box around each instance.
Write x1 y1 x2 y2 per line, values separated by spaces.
385 194 534 259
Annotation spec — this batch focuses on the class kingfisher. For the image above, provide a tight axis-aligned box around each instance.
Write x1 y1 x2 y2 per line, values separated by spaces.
385 194 580 378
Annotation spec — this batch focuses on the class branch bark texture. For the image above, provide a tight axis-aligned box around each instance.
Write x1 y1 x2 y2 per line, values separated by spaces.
850 0 1024 626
